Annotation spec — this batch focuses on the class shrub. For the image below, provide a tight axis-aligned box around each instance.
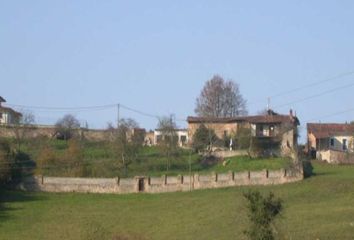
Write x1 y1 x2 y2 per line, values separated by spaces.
64 139 85 177
243 190 283 240
0 140 12 184
55 114 80 140
192 124 219 152
36 145 57 175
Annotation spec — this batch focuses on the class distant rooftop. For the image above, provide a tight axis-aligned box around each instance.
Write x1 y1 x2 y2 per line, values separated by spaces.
187 109 299 125
307 123 354 138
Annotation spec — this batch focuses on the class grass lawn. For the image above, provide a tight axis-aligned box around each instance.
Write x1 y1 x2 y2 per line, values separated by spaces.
1 161 354 240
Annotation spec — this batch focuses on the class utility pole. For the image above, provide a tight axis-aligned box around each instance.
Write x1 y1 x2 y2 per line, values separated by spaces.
117 103 120 128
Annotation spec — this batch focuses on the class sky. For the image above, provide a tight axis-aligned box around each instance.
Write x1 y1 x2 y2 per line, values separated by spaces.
1 1 354 143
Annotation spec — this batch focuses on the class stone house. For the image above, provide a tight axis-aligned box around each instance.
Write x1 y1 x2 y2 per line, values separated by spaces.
187 109 300 156
307 123 354 163
0 96 22 125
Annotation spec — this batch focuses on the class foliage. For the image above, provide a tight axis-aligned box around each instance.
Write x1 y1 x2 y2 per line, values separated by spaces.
195 75 247 117
235 127 252 150
11 150 32 180
302 159 314 178
0 140 12 184
55 114 80 140
63 139 85 177
11 112 36 151
35 145 57 175
243 190 283 240
192 124 219 152
249 137 281 158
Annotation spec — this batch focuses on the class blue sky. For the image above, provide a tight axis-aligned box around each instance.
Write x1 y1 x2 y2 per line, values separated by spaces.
1 1 354 142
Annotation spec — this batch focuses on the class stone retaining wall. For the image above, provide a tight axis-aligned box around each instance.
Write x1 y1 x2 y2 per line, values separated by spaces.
16 167 304 194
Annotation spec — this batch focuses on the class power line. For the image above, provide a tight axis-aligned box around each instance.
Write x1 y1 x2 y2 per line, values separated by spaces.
273 81 354 109
271 71 354 98
120 104 161 119
305 107 354 123
248 70 354 105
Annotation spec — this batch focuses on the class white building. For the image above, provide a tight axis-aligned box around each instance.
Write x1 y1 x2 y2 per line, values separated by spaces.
0 96 22 125
154 129 189 147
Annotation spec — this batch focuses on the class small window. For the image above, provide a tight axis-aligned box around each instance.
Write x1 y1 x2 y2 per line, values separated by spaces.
330 138 334 147
343 139 348 151
224 130 228 137
0 112 2 118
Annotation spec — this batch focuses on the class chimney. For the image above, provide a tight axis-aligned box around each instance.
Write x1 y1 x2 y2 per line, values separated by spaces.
289 109 293 117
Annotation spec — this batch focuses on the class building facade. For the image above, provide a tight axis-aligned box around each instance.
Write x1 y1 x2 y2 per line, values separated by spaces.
0 96 22 125
187 109 299 156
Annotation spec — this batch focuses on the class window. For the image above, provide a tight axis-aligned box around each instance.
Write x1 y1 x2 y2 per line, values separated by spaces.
330 138 334 147
259 125 264 136
343 139 348 151
180 135 187 143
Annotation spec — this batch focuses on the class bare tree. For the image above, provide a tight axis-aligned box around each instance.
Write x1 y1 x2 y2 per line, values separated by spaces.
12 112 36 151
55 114 80 140
112 118 142 176
157 115 178 171
195 75 247 117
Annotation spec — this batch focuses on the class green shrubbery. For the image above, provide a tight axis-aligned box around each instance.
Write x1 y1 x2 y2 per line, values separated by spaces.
243 190 283 240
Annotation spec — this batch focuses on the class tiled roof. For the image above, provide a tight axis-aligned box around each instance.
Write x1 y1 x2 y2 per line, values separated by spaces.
187 114 299 125
187 116 246 123
307 123 354 138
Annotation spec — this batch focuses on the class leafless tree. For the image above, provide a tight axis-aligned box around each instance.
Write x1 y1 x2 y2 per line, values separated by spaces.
55 114 80 140
111 118 142 176
195 75 248 117
157 115 178 170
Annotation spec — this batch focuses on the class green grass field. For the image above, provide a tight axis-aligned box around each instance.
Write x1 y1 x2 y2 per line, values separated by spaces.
1 161 354 240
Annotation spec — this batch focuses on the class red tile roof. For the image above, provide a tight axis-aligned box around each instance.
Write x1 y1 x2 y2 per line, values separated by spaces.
187 116 245 123
307 123 354 138
187 114 299 125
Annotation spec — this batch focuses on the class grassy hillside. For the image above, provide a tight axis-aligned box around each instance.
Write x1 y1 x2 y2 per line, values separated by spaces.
9 139 290 177
1 161 354 240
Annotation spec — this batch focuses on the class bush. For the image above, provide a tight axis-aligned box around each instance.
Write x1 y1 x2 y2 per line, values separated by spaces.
192 124 219 152
64 139 85 177
243 190 283 240
36 145 57 175
0 140 12 184
55 114 80 140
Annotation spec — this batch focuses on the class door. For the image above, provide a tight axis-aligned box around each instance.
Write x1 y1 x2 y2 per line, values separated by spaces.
138 178 145 192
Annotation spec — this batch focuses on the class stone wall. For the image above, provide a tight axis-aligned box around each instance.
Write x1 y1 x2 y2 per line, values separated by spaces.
318 149 354 164
0 125 107 141
16 167 303 194
212 150 249 158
